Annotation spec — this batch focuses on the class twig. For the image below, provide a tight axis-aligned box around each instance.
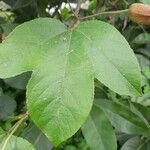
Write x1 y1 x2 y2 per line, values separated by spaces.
1 112 28 150
67 0 78 19
80 9 128 20
74 0 82 18
69 0 83 30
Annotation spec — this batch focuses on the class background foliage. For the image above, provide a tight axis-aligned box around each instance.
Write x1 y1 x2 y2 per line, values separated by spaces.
0 0 150 149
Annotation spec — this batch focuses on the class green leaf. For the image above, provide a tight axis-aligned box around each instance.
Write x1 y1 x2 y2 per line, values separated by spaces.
0 135 35 150
65 145 77 150
118 100 150 128
117 133 133 146
82 105 117 150
0 127 5 135
128 102 150 128
1 23 18 36
131 91 150 107
4 72 31 90
0 95 16 119
21 123 52 150
133 33 150 44
95 99 150 134
0 18 141 145
121 136 147 150
12 0 35 10
132 102 150 122
136 53 150 71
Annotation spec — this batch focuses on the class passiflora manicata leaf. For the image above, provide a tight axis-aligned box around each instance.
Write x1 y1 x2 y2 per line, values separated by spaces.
0 18 141 145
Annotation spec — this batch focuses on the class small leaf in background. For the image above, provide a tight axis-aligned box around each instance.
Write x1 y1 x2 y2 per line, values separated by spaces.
131 92 150 107
133 33 150 44
88 0 98 12
128 102 150 128
132 102 150 123
121 136 148 150
0 134 35 150
60 7 71 21
12 0 35 10
0 95 16 119
1 23 19 36
136 53 150 72
0 127 4 135
82 105 117 150
95 99 150 134
21 123 52 150
4 72 31 90
143 67 150 79
64 145 77 150
116 133 134 148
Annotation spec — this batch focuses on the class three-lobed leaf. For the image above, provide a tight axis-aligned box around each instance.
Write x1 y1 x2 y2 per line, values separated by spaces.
0 18 141 145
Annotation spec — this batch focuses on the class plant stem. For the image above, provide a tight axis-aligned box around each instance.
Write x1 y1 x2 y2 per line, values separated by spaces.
74 0 82 18
80 9 129 20
67 0 78 19
1 112 28 150
69 0 82 30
